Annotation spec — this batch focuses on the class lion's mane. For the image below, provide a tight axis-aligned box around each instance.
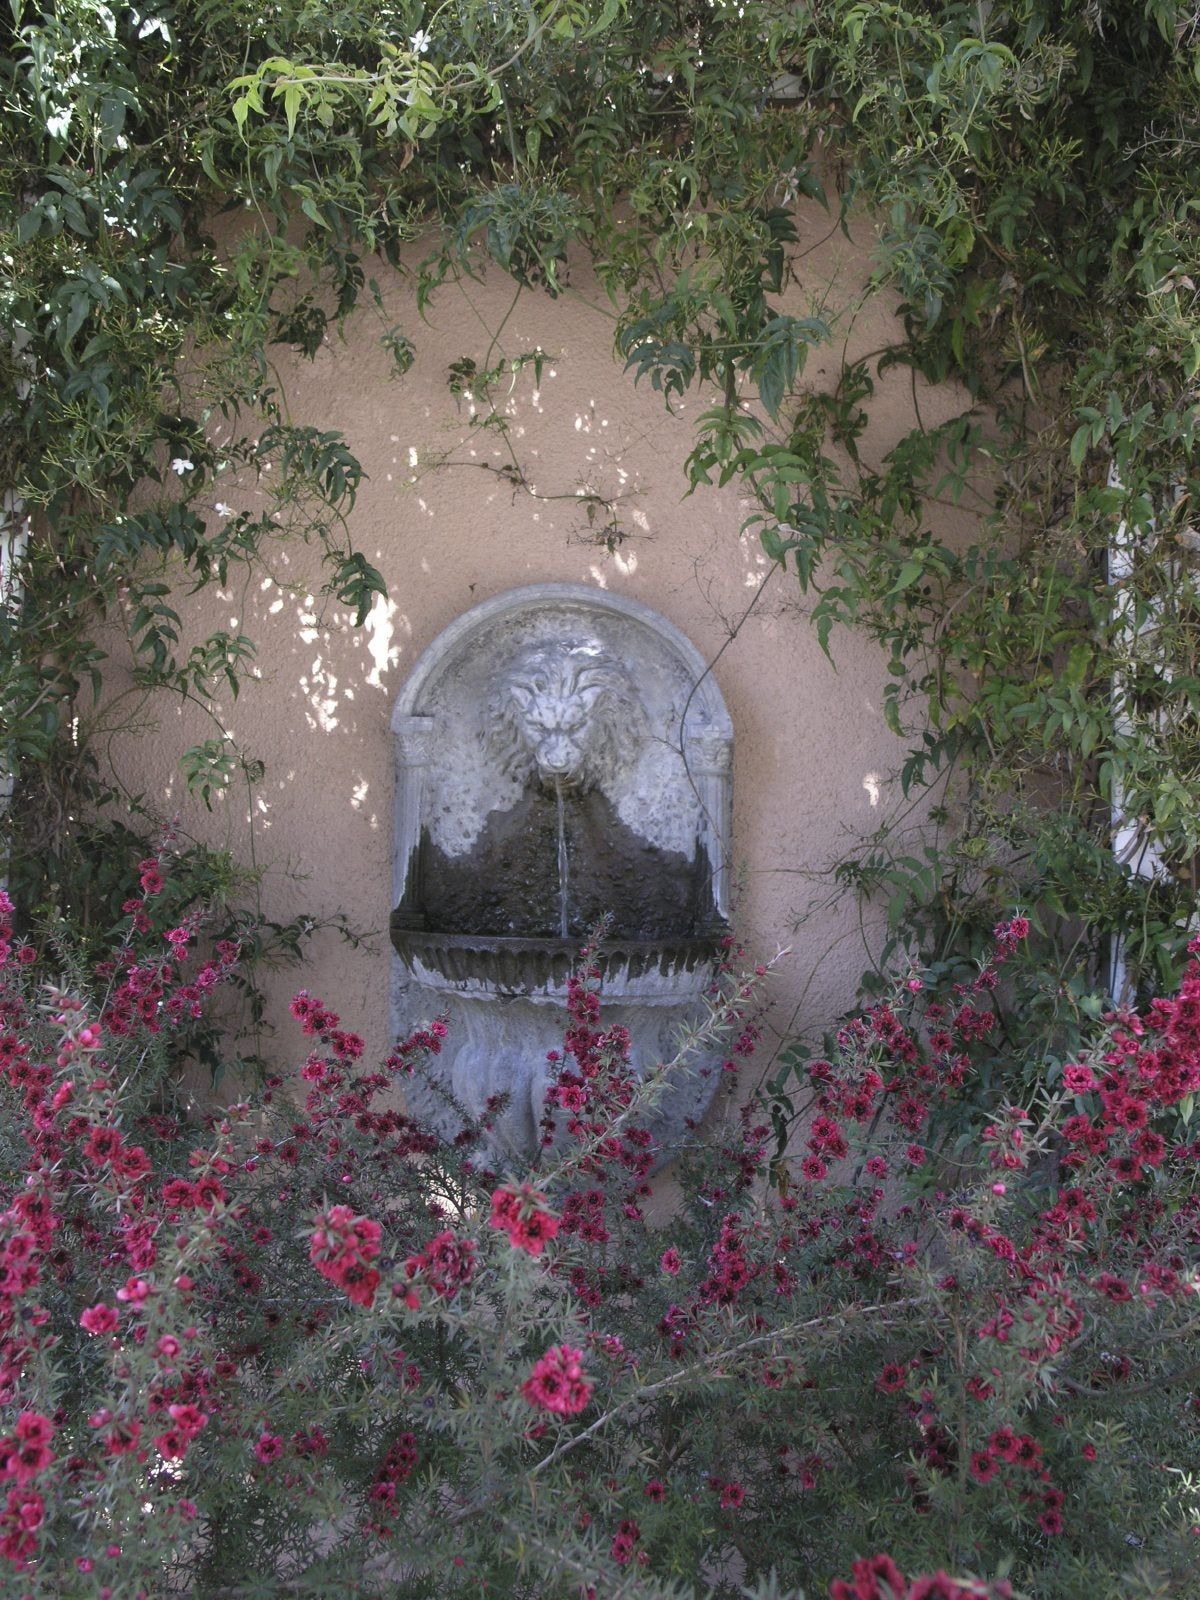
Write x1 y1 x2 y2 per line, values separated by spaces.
486 641 646 792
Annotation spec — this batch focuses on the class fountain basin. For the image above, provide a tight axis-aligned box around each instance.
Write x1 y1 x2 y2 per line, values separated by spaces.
391 922 725 995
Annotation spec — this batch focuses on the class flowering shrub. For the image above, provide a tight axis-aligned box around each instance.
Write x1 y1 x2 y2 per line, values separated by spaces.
0 875 1197 1599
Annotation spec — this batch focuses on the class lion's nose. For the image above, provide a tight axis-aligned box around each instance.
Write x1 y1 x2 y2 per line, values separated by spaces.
538 739 576 775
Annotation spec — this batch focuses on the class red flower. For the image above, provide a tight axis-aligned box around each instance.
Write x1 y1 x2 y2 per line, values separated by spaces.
0 1415 55 1488
489 1183 560 1257
522 1345 593 1416
138 859 164 895
610 1519 640 1565
310 1205 382 1309
404 1229 476 1301
988 1426 1019 1462
166 1404 207 1438
154 1429 188 1461
830 1553 908 1600
875 1362 908 1394
1092 1273 1132 1303
104 1420 141 1457
6 1490 43 1532
1062 1063 1097 1094
83 1126 123 1165
80 1303 119 1335
111 1143 152 1183
907 1577 966 1600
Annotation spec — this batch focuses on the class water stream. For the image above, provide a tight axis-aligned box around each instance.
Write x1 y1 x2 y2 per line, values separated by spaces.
554 776 570 938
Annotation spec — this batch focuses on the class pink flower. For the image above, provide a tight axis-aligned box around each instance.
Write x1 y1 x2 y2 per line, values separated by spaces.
104 1420 141 1457
659 1247 682 1276
138 858 164 895
522 1344 593 1416
254 1434 284 1464
310 1206 382 1308
610 1518 640 1565
0 1414 55 1486
83 1126 123 1165
988 1426 1018 1462
490 1183 560 1257
404 1229 476 1300
7 1490 43 1531
80 1303 119 1336
831 1555 910 1600
167 1404 207 1438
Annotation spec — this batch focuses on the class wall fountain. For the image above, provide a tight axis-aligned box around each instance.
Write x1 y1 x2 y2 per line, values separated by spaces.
390 584 733 1165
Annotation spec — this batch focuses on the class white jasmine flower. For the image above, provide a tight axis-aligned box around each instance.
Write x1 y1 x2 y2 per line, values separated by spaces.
134 13 170 41
170 458 194 475
409 28 431 54
214 502 234 519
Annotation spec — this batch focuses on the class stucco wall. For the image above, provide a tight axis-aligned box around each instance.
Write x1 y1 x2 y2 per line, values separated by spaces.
109 203 974 1101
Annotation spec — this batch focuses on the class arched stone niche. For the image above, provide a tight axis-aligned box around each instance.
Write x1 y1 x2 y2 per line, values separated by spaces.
390 583 732 1164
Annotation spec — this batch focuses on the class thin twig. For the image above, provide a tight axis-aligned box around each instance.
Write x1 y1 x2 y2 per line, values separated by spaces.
528 1293 936 1477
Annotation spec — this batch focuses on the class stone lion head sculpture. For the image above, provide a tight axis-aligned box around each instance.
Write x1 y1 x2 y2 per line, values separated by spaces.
487 641 646 794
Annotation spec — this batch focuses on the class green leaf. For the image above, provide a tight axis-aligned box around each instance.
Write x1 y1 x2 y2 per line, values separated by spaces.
282 82 302 137
888 559 925 595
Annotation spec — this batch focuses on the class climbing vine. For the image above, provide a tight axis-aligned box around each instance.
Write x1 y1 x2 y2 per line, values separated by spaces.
3 0 1200 1084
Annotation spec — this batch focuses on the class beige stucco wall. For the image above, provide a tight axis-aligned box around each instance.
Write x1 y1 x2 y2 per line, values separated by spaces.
108 202 974 1100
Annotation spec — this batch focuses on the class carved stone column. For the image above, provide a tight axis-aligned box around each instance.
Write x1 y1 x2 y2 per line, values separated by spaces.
683 723 733 923
390 715 435 925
